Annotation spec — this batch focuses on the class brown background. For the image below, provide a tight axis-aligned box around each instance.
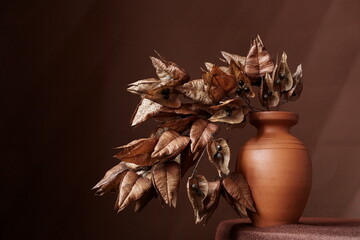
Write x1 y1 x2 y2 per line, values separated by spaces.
1 0 360 239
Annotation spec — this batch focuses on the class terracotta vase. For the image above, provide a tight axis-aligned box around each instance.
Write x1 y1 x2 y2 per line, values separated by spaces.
236 111 312 227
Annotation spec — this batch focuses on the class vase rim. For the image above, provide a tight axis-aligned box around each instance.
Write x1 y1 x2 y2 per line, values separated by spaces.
250 111 299 122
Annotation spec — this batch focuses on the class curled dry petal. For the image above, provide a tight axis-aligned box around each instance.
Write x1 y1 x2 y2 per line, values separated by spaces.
190 119 219 153
187 175 209 223
221 51 246 67
151 130 190 160
176 79 214 105
259 73 280 108
114 138 158 166
245 35 274 79
222 172 256 215
287 64 303 101
209 107 250 125
152 162 181 207
130 98 163 127
277 52 294 92
93 163 128 195
115 170 152 212
206 138 230 177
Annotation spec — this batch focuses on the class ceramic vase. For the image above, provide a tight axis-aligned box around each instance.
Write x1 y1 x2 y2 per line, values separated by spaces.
236 111 312 227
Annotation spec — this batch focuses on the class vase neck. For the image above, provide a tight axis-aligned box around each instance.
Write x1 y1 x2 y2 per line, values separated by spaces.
250 112 298 138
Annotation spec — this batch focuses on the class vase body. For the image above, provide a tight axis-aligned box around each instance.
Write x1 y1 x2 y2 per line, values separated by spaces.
236 111 312 227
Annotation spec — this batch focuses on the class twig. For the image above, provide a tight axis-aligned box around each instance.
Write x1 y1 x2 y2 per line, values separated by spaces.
191 148 206 177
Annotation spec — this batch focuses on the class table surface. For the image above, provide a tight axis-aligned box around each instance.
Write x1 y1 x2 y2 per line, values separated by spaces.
215 218 360 240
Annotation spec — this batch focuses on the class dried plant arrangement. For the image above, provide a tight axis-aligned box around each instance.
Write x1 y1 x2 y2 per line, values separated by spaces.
93 35 303 224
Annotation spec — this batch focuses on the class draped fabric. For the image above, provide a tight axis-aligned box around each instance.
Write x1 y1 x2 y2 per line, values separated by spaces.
1 0 360 239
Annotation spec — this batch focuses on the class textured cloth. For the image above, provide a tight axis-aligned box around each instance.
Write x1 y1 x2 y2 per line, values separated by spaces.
215 218 360 240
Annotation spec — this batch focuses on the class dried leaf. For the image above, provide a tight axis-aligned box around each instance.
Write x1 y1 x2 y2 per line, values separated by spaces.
190 119 219 153
204 62 230 74
156 116 196 133
201 180 221 224
151 130 190 160
93 163 128 195
244 35 274 78
259 73 280 108
209 107 249 125
150 55 189 85
134 186 158 213
130 99 163 126
206 138 230 177
115 171 152 212
287 64 303 101
221 51 246 67
152 162 181 207
144 85 182 108
176 79 214 105
222 173 255 214
222 187 246 215
209 98 244 112
277 52 294 92
187 175 209 223
114 138 158 166
127 78 160 95
203 66 237 103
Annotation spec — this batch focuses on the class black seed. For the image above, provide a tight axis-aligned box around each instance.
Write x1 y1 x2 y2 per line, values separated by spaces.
263 93 269 99
252 79 262 87
225 108 232 117
267 90 272 96
160 88 171 95
278 73 286 80
243 86 250 93
238 80 244 86
163 94 169 99
292 92 297 97
236 88 242 95
191 183 198 190
275 79 281 85
214 151 224 160
216 144 222 151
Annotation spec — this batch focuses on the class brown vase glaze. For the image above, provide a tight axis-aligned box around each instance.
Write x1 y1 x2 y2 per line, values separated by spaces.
236 111 312 227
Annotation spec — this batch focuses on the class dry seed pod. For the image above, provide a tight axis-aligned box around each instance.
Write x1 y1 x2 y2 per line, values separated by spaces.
201 180 221 224
209 107 249 125
259 73 280 108
228 61 255 98
189 119 219 153
155 116 196 133
206 138 230 177
134 186 158 213
187 175 209 223
204 62 230 74
152 162 181 207
245 35 274 79
287 64 303 101
277 52 294 92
